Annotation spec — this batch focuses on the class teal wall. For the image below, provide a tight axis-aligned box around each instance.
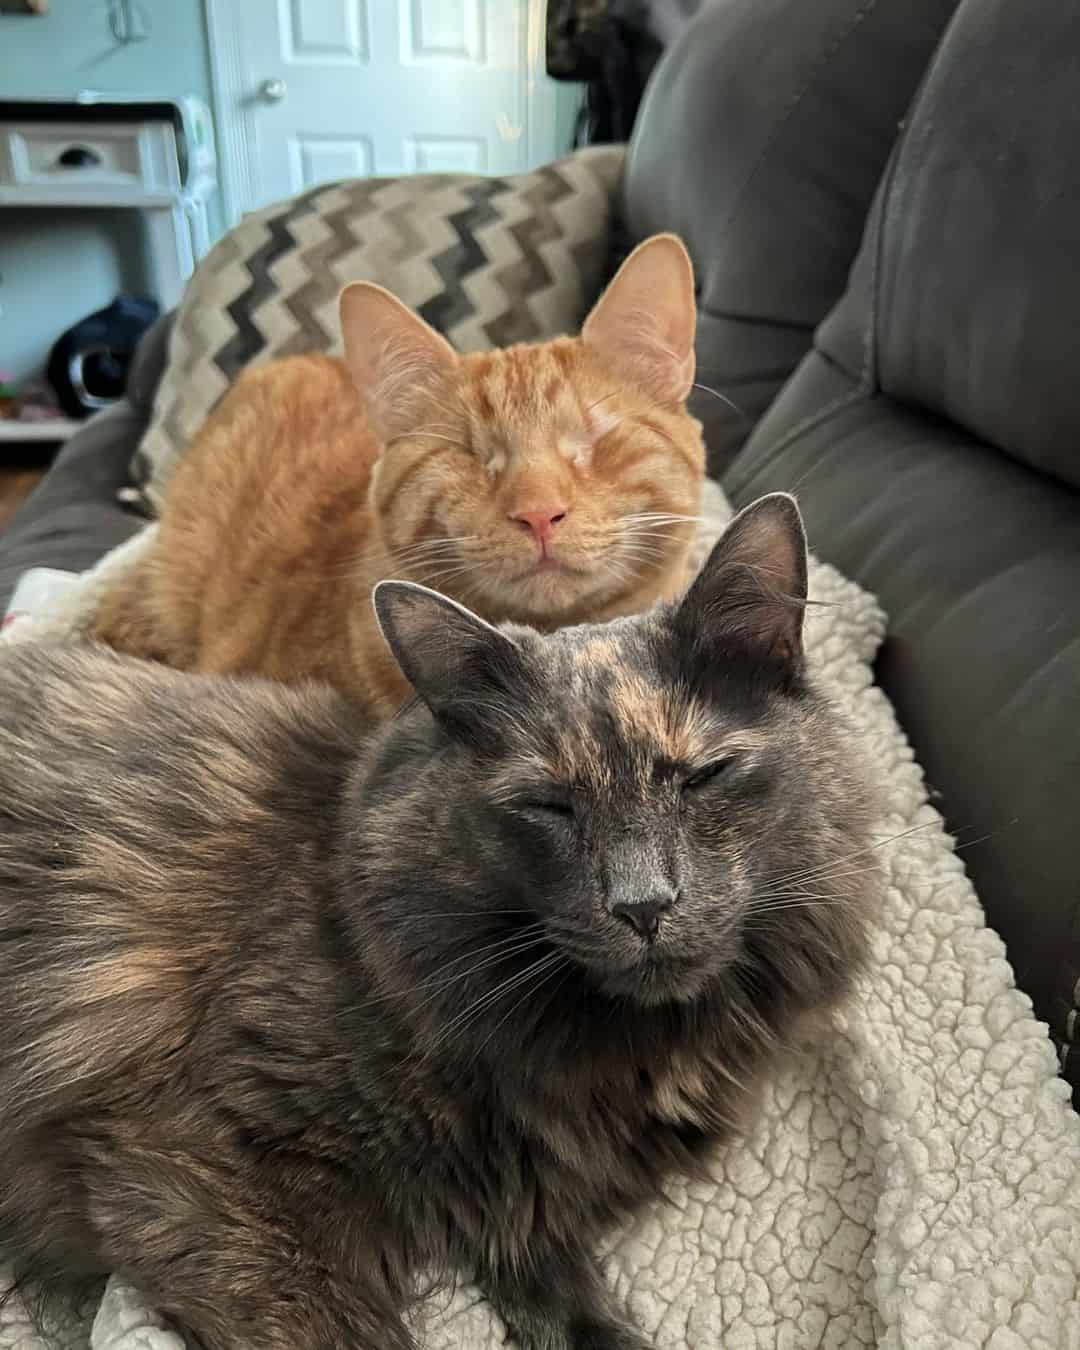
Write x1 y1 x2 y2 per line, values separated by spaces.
0 0 221 382
0 0 215 107
554 84 584 157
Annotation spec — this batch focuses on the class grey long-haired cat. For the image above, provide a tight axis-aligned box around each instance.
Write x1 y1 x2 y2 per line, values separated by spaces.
0 495 875 1350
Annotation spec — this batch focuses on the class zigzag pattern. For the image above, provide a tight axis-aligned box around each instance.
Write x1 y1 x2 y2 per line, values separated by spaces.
134 147 627 509
281 180 385 357
419 179 506 337
217 190 321 378
486 164 573 347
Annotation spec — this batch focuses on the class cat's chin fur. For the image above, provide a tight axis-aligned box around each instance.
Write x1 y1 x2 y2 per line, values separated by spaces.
576 945 727 1007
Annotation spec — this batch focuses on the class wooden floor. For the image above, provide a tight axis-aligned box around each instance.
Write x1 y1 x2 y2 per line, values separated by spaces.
0 452 49 534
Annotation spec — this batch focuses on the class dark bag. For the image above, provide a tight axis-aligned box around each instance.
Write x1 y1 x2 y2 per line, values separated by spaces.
46 294 160 420
546 0 610 80
546 0 702 147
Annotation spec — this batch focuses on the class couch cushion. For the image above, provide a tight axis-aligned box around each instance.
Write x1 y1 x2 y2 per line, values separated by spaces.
726 354 1080 1096
132 148 626 510
622 0 959 475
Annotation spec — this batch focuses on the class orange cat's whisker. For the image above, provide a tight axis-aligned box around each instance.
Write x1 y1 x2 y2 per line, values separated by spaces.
394 431 466 449
416 562 490 592
621 513 703 526
374 538 481 571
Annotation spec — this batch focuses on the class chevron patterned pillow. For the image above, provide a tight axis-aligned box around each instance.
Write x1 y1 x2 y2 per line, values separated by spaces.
131 147 626 510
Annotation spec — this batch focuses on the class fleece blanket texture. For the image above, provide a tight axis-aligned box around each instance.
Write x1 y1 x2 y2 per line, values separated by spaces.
2 479 1079 1350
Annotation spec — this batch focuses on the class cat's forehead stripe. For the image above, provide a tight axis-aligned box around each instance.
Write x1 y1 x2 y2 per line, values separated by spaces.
558 638 718 770
608 671 711 762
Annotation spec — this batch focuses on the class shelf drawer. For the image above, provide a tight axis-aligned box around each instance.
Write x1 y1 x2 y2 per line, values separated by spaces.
0 120 181 199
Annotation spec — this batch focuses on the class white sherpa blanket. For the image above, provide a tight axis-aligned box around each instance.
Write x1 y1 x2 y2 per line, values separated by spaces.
3 480 1079 1350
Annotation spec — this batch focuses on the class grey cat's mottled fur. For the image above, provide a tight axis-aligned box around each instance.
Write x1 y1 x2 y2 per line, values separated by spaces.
0 495 876 1350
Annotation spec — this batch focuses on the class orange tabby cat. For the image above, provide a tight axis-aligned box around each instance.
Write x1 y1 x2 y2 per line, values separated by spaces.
91 233 705 716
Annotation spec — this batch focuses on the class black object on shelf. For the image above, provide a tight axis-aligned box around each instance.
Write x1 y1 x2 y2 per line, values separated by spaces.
56 145 103 169
46 295 160 420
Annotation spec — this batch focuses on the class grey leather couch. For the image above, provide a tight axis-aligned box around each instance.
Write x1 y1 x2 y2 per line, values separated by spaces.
2 0 1077 1097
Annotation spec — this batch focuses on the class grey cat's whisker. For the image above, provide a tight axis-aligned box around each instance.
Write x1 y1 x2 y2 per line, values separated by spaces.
745 898 855 917
467 956 571 1068
408 934 551 1010
765 821 939 891
378 910 538 920
363 928 550 1014
425 952 562 1058
752 866 885 900
747 888 858 905
413 921 547 981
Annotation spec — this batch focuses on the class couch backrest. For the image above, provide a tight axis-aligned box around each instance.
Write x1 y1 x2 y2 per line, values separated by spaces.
818 0 1080 490
726 0 1080 1096
622 0 959 474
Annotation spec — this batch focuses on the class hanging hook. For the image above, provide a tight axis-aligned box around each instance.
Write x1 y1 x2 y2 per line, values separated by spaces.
107 0 150 45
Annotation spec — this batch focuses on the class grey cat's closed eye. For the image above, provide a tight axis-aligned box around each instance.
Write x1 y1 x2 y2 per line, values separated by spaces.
683 757 737 791
521 794 575 818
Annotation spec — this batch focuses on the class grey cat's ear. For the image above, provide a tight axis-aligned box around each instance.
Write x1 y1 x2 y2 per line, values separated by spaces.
675 494 808 672
339 283 458 444
373 581 529 740
582 233 696 403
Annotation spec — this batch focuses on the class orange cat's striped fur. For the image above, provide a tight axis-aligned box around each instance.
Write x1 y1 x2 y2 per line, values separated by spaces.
91 234 706 716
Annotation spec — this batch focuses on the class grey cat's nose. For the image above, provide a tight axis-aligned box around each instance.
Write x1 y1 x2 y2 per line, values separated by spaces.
609 892 675 941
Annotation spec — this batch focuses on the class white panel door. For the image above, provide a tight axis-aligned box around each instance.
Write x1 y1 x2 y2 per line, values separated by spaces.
213 0 562 215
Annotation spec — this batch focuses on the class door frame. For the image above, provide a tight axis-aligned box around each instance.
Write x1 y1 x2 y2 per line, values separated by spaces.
203 0 559 230
203 0 259 228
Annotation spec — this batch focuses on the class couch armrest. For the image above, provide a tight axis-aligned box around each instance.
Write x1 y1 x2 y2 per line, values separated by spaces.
0 401 148 612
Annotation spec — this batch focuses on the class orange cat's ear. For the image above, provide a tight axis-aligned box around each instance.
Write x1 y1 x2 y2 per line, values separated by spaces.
339 283 458 442
581 234 696 404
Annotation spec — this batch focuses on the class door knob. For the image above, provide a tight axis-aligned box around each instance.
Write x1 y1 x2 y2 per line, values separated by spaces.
259 78 287 103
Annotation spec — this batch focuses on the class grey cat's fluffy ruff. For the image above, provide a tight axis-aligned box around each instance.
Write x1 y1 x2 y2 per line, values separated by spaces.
0 495 876 1350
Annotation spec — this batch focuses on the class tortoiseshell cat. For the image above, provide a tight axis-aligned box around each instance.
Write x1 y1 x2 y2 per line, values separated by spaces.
90 234 705 716
0 496 875 1350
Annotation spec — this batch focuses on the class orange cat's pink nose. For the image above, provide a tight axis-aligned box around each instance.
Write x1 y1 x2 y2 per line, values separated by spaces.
510 507 568 548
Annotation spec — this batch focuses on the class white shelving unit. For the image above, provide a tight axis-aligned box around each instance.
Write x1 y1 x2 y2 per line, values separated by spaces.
0 100 215 312
0 419 82 444
0 94 215 431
